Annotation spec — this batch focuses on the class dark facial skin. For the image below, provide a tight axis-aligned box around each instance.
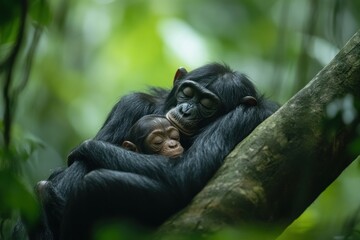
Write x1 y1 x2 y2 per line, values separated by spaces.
166 80 221 136
122 117 184 158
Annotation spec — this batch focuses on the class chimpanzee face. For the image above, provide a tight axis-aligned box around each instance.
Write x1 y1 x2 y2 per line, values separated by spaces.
122 115 184 158
143 118 184 158
166 80 221 136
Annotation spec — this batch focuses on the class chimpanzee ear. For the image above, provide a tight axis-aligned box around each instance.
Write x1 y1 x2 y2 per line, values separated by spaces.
241 96 258 106
173 67 188 84
122 141 139 152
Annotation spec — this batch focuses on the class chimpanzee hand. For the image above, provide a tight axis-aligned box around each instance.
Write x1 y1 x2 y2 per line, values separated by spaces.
67 139 100 166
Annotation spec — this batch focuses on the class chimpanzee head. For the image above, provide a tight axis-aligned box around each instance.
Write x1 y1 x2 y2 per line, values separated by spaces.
165 63 258 136
122 114 184 158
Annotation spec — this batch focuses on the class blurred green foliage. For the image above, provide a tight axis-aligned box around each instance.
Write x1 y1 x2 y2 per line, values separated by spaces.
1 0 360 239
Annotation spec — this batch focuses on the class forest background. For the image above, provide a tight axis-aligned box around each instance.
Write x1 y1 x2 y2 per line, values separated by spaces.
0 0 360 239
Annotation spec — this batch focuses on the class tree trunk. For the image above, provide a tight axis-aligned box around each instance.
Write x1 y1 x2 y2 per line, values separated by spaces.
158 29 360 236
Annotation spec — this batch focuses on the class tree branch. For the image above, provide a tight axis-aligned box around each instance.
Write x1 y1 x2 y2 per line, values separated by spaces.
158 29 360 235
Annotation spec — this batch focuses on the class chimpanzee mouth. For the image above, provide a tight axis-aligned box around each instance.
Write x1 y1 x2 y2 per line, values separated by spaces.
166 112 194 136
166 148 184 158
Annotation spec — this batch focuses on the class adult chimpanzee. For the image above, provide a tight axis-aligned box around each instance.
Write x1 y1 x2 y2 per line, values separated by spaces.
122 114 184 158
27 63 278 240
27 115 183 240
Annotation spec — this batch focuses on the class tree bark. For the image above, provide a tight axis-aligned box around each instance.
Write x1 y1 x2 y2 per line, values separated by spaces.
158 29 360 236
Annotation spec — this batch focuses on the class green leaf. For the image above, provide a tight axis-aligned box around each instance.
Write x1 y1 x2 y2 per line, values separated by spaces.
0 170 40 225
29 0 52 26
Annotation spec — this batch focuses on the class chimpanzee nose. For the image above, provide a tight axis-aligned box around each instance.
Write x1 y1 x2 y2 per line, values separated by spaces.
180 104 192 116
168 140 178 148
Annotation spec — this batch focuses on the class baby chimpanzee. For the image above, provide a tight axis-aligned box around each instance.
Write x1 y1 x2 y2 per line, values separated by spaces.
122 114 184 158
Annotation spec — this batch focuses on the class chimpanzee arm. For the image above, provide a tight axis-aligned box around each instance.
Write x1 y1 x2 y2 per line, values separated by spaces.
68 141 172 181
174 100 278 196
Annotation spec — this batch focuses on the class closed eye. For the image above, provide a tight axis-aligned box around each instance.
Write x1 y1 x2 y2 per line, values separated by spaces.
182 87 194 97
170 131 180 140
200 98 214 109
152 136 164 145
